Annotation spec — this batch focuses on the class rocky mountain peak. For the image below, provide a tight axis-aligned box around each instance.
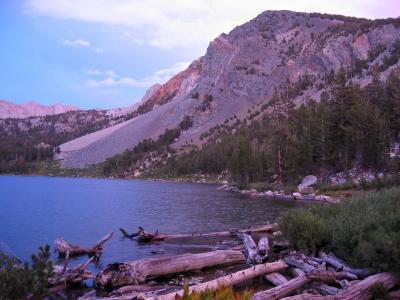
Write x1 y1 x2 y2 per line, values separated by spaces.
0 100 78 119
56 10 400 168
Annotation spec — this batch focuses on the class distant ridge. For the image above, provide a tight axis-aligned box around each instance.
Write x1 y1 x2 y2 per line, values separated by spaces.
0 100 78 119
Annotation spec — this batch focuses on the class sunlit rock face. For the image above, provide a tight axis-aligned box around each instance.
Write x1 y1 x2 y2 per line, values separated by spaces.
58 10 400 168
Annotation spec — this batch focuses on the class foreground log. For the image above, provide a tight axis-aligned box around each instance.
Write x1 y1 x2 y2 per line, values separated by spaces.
55 231 113 257
111 282 164 296
280 272 398 300
119 224 275 242
252 269 358 300
95 250 246 288
319 251 373 278
264 272 289 286
143 260 288 300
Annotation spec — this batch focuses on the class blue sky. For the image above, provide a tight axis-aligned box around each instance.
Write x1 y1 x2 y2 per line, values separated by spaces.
1 1 399 109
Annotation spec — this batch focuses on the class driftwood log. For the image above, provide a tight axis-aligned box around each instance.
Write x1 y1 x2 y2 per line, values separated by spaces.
319 251 373 278
55 231 113 257
264 272 289 286
49 253 95 287
143 260 288 300
119 224 275 242
95 250 246 288
252 269 359 300
280 272 398 300
238 233 263 264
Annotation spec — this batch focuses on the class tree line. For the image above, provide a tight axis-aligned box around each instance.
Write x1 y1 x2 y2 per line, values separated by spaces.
155 69 400 186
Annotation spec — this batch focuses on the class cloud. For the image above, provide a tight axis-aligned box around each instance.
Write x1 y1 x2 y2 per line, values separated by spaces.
27 0 400 51
62 38 103 53
86 62 190 88
85 69 117 77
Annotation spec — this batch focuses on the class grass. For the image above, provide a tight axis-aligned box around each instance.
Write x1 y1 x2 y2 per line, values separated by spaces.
278 187 400 272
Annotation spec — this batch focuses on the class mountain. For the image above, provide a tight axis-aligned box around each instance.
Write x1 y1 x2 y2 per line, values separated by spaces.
0 100 78 119
49 11 400 168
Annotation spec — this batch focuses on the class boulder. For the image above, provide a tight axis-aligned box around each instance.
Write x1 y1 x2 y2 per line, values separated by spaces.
299 186 315 195
298 175 317 192
292 192 302 200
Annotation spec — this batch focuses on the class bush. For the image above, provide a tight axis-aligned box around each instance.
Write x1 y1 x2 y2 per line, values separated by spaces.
279 188 400 272
176 285 253 300
0 245 53 299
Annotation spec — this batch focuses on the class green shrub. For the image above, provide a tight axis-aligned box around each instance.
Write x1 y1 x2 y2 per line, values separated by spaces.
0 245 53 299
279 188 400 272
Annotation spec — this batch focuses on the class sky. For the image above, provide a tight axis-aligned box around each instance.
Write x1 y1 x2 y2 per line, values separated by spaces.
1 1 400 109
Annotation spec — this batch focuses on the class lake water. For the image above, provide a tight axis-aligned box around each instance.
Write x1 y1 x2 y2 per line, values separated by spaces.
0 175 308 272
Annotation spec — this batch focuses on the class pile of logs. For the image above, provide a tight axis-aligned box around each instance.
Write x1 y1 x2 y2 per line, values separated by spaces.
46 225 399 300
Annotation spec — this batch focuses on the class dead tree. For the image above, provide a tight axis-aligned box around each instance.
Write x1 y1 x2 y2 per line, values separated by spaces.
55 231 113 258
119 224 275 242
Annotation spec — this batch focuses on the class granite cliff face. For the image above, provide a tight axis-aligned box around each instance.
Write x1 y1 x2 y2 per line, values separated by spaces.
58 11 400 168
0 100 78 119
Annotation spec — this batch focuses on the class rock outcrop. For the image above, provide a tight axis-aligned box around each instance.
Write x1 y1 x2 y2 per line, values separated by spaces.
57 11 400 168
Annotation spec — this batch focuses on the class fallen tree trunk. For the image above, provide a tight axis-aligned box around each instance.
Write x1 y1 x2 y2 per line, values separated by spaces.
264 272 288 286
238 233 262 264
95 250 246 288
319 251 373 278
252 269 358 300
119 224 275 242
143 260 288 300
280 272 398 300
55 231 113 257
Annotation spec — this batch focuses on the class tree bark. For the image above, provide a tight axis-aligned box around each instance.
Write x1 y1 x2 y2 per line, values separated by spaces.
264 272 288 286
49 256 95 287
319 251 373 278
119 224 275 242
238 233 262 264
55 231 113 257
143 260 288 300
280 272 398 300
95 250 246 288
252 269 359 300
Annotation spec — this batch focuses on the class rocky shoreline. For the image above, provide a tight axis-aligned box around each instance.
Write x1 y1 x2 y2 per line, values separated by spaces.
216 184 338 203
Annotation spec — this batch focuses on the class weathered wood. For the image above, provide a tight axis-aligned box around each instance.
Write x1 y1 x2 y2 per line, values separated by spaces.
252 269 359 300
111 282 164 296
95 250 246 288
49 256 95 287
280 272 398 300
290 268 305 278
312 283 339 296
119 224 275 242
55 231 113 257
258 237 270 256
253 274 310 300
238 233 262 264
144 260 288 300
264 272 288 286
319 251 373 278
284 256 315 273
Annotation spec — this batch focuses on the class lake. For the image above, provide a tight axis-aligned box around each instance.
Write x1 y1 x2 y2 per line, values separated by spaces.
0 175 308 272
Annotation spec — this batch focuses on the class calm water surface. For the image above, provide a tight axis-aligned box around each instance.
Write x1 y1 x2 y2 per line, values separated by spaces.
0 175 308 271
